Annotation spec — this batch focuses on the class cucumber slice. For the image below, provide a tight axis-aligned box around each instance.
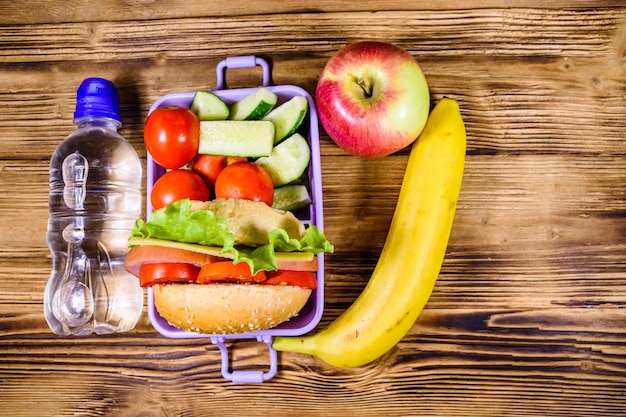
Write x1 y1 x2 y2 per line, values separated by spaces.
272 184 312 212
199 120 275 157
262 95 308 144
255 133 310 186
190 91 229 121
229 88 278 121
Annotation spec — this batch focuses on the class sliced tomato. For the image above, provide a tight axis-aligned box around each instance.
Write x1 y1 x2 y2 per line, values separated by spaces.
197 261 267 284
265 270 317 289
139 263 200 287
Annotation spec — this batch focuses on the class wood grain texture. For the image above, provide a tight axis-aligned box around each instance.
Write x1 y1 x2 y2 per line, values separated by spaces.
2 1 626 24
2 3 626 416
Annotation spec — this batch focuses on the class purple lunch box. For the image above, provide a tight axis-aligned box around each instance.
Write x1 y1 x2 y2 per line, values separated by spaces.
145 56 325 383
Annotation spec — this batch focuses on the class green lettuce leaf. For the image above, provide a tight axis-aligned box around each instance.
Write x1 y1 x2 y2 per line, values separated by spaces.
130 199 333 274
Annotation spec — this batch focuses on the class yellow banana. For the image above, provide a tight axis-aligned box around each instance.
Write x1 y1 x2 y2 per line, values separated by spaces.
272 98 466 368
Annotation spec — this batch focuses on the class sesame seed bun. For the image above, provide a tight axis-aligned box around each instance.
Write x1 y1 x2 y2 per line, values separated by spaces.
153 283 312 334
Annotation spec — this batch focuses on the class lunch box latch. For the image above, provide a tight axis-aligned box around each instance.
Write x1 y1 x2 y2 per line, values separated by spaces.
215 55 271 90
210 335 277 383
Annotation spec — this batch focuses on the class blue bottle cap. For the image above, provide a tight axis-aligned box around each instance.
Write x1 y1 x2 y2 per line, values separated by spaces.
74 77 121 122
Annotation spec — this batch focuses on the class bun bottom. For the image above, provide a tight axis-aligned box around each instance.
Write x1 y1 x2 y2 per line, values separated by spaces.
153 283 312 334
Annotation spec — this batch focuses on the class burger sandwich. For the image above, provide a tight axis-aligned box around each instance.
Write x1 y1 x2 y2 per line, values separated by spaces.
124 198 334 334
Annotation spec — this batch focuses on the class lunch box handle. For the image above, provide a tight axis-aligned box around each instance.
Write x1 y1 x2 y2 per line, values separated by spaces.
210 335 278 383
215 55 271 90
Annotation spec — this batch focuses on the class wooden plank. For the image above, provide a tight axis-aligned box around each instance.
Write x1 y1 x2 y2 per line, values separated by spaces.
2 1 626 24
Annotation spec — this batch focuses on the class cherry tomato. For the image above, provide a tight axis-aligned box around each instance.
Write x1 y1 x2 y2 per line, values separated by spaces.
139 263 200 287
214 161 274 206
144 105 200 169
191 155 247 191
151 169 210 210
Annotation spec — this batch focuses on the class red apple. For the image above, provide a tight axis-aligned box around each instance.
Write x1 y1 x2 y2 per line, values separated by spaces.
315 41 430 158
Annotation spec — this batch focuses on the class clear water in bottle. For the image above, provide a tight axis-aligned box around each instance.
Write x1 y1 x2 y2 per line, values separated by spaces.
44 78 143 336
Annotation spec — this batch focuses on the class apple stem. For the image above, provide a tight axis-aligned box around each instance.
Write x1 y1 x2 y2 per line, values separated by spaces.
357 78 372 97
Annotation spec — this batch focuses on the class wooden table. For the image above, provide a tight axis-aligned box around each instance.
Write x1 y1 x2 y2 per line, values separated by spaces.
2 1 626 415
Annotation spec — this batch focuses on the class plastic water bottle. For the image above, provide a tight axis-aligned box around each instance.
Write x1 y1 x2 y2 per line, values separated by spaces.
44 78 143 336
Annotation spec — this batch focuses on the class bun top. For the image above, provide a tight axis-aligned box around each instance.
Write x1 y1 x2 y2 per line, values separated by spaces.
190 198 305 247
